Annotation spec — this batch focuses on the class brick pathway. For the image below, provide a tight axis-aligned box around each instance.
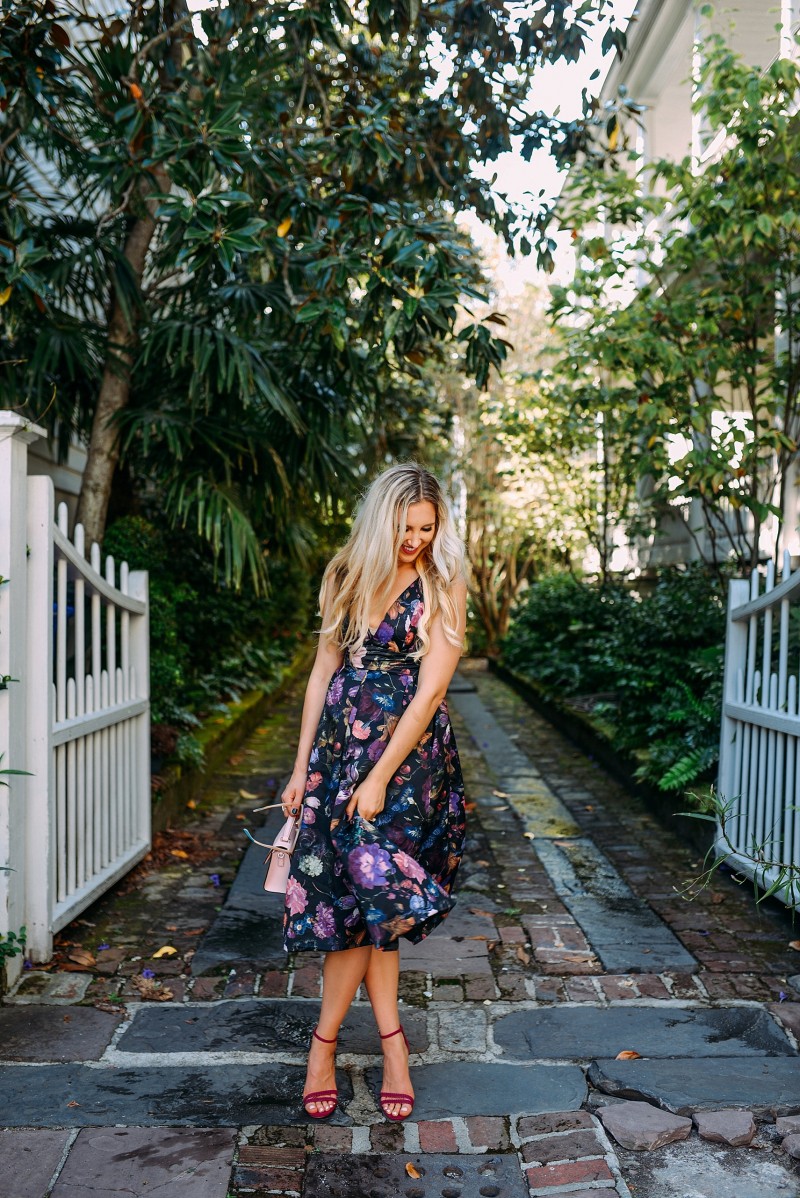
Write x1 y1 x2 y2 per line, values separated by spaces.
2 659 800 1197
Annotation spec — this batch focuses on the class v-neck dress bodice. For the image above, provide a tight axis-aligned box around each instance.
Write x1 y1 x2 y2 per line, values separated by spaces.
282 575 466 952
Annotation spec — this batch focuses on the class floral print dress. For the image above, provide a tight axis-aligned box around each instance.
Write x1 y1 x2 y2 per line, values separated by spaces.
283 575 467 952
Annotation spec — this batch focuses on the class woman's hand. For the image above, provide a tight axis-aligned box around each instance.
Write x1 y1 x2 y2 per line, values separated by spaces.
281 767 307 818
345 773 387 822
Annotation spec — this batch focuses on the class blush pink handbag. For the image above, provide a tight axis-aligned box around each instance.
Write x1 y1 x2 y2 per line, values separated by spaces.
244 803 302 894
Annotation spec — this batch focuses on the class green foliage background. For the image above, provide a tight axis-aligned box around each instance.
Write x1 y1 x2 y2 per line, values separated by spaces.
501 567 728 793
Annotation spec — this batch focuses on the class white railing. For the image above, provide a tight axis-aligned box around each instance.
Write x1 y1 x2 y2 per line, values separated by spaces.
27 488 151 953
717 551 800 905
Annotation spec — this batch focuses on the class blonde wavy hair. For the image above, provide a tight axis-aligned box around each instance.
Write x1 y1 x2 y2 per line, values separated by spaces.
318 463 466 661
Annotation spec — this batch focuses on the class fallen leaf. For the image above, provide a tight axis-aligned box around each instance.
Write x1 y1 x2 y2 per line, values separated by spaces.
228 754 244 765
277 217 292 238
235 813 247 821
66 1100 80 1108
239 789 263 800
469 908 496 919
615 1050 642 1060
165 925 178 932
492 789 508 798
790 941 800 951
466 935 488 941
68 949 96 967
186 800 197 810
60 963 91 972
169 849 189 859
152 945 177 958
477 859 491 867
710 893 727 905
405 1163 421 1179
184 928 205 936
464 801 477 813
133 975 174 1002
515 945 531 965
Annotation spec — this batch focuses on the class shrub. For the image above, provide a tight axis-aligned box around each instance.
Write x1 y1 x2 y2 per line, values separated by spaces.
500 566 728 792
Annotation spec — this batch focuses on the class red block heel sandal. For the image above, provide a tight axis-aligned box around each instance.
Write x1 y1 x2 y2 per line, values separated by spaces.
302 1027 338 1120
379 1026 415 1122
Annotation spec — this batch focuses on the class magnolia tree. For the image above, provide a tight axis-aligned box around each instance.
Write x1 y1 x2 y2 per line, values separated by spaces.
541 31 800 574
0 0 625 584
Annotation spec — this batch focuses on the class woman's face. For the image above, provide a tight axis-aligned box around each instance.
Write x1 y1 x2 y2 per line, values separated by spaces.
398 500 437 567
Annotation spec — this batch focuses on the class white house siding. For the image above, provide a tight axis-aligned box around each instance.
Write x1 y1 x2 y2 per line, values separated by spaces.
27 436 87 523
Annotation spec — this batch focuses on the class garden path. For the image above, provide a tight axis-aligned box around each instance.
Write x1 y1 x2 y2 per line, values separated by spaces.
1 660 799 1197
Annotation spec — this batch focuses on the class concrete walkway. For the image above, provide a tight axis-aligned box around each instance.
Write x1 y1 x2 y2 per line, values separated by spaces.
2 660 800 1197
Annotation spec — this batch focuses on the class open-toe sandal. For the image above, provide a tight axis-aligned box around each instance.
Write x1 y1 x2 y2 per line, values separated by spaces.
379 1026 415 1122
303 1027 338 1120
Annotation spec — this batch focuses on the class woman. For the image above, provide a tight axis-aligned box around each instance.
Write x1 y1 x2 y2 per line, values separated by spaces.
280 462 468 1123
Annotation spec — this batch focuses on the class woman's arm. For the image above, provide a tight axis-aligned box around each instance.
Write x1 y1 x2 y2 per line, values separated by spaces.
280 599 344 816
345 577 467 821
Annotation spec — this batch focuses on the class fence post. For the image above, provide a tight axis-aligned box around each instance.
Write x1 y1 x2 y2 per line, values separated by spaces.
716 576 751 860
128 571 151 846
25 476 55 963
0 414 45 988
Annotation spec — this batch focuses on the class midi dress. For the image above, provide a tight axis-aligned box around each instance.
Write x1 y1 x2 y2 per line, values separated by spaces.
282 575 466 953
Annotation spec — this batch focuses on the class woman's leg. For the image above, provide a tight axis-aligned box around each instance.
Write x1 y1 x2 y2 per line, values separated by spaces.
364 947 414 1119
303 946 372 1114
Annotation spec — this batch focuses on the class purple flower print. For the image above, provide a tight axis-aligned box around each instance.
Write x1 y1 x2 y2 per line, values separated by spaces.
328 674 344 704
394 850 427 883
286 875 308 916
312 902 337 938
306 771 322 793
301 807 316 825
348 845 392 887
367 739 386 762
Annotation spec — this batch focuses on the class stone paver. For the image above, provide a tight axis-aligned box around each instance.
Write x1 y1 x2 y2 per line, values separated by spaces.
533 838 697 973
493 1005 795 1060
0 1129 71 1198
599 1101 692 1150
8 971 93 1004
0 1004 122 1060
693 1109 756 1146
51 1128 236 1197
784 1134 800 1160
0 1063 350 1126
588 1057 800 1115
617 1137 800 1198
363 1062 586 1118
115 998 427 1055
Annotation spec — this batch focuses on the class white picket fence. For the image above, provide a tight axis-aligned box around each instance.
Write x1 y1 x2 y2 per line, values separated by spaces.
718 551 800 905
0 414 150 973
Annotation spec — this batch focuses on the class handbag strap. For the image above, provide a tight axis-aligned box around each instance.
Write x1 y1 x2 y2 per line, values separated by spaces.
243 827 298 852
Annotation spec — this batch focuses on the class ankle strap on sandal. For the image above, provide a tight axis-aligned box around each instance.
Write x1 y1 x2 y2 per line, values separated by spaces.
313 1027 338 1043
379 1027 404 1040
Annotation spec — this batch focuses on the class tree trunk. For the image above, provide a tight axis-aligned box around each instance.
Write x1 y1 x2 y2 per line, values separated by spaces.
76 169 170 546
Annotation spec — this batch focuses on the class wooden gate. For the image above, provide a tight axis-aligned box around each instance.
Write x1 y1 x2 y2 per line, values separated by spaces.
718 552 800 905
24 481 151 957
